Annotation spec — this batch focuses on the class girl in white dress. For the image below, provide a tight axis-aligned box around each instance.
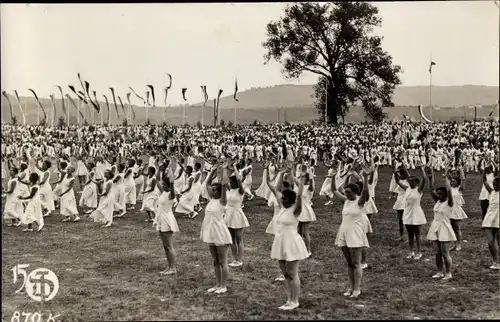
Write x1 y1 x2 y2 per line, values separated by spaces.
427 169 456 280
154 163 179 276
2 167 23 226
200 163 232 295
173 159 186 195
264 162 289 281
175 165 200 219
79 162 100 214
480 170 500 270
76 154 89 188
225 163 250 267
479 162 496 220
59 167 80 223
200 156 215 202
134 159 145 202
255 159 277 201
112 164 127 218
52 161 68 209
358 164 378 270
319 159 336 206
331 168 371 299
35 159 55 217
241 159 254 201
17 173 44 232
269 168 309 310
446 165 468 251
141 167 160 222
90 170 114 228
293 163 316 256
395 163 427 259
123 159 137 211
192 162 203 212
392 161 410 241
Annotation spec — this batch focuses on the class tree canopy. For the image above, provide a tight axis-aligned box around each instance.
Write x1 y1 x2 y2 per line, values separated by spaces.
262 2 402 124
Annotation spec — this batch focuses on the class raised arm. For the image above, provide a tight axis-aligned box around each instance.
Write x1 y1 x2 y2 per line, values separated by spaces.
330 166 347 202
358 171 370 206
293 173 305 217
417 165 426 193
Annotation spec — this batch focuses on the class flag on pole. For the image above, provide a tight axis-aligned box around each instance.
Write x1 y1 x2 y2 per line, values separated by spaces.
109 87 119 119
49 94 57 125
166 73 172 89
216 89 223 125
92 91 100 112
13 90 26 123
126 93 136 120
118 96 126 115
1 91 14 121
56 86 67 116
146 85 155 106
233 78 239 101
129 87 146 105
103 94 111 124
28 88 47 122
428 61 436 73
201 86 209 107
146 91 151 106
182 88 188 101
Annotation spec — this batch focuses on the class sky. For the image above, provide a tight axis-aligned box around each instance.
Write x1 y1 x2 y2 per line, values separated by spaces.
1 2 498 105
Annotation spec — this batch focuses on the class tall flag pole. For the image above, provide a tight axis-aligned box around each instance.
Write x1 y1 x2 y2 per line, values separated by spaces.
164 73 172 125
182 88 188 126
213 98 217 126
49 94 56 127
428 54 436 121
201 86 205 127
216 89 223 126
233 78 239 124
13 90 27 125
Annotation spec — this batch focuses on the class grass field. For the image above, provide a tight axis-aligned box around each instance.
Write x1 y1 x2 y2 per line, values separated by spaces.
2 165 500 321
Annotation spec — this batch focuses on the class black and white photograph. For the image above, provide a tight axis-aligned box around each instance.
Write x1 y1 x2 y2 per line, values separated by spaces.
1 1 499 320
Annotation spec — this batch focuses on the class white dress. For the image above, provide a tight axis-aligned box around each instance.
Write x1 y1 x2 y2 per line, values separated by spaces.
76 160 89 176
140 176 160 212
200 199 232 246
52 170 63 202
173 166 186 195
242 165 253 195
482 191 499 228
19 185 44 227
191 171 202 205
79 171 98 209
450 186 468 220
59 176 78 217
392 179 409 210
90 180 114 224
175 175 196 214
270 206 309 261
319 168 335 198
335 198 371 248
427 201 457 241
134 165 145 201
154 192 180 233
3 178 24 220
402 188 427 225
38 170 55 212
298 186 316 222
479 173 495 201
255 165 276 201
266 191 283 235
123 169 137 206
224 189 249 229
112 173 126 212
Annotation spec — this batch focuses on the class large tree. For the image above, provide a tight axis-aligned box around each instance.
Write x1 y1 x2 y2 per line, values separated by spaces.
262 2 402 124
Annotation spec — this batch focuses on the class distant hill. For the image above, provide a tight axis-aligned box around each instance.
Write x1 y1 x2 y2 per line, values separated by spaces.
1 85 498 125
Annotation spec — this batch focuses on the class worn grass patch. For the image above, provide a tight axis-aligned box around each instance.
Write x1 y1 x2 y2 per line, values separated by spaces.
2 166 499 320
